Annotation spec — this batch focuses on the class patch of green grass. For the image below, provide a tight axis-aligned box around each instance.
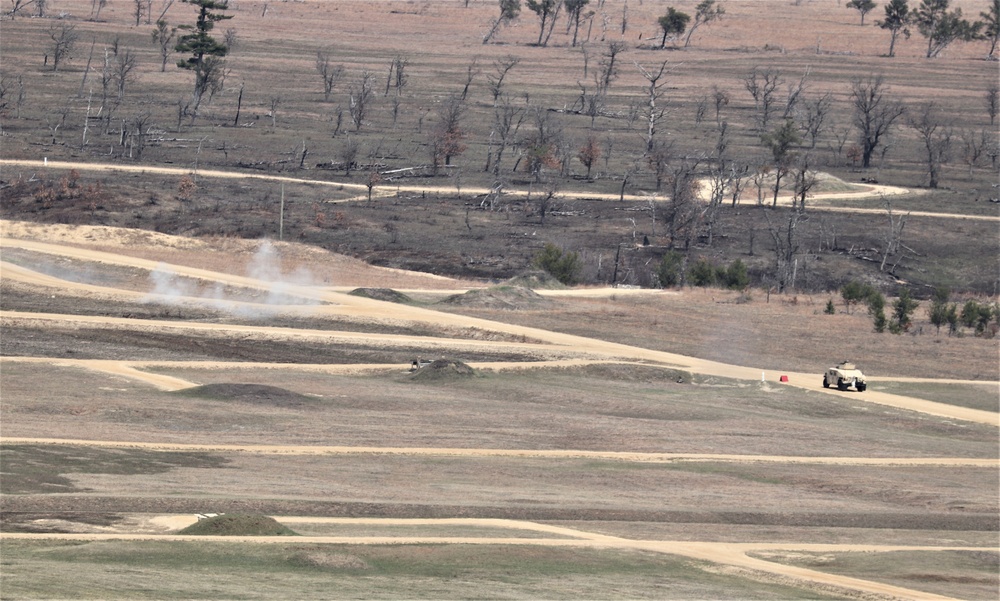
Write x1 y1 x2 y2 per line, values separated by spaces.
753 549 999 601
869 382 999 413
0 540 845 600
0 444 228 495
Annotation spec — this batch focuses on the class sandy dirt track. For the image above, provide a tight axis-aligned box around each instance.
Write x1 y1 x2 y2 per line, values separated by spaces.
2 437 993 467
2 236 997 425
2 218 997 601
0 522 973 601
3 159 998 222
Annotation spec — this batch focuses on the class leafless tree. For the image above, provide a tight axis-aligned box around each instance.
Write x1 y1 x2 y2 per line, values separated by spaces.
712 86 729 125
908 102 952 189
636 59 671 154
48 23 79 72
315 50 344 102
268 96 280 127
851 74 905 168
8 0 38 19
664 155 704 250
35 0 45 16
486 93 526 177
743 66 782 130
799 92 832 149
152 20 176 72
0 74 26 122
125 110 152 159
958 128 989 177
791 154 819 211
487 55 519 106
597 40 625 93
782 68 810 120
133 0 146 26
519 107 562 182
763 207 803 292
460 58 479 101
879 196 908 272
348 70 374 131
383 54 408 97
113 47 139 101
986 84 998 126
647 138 674 192
429 94 467 174
340 137 359 176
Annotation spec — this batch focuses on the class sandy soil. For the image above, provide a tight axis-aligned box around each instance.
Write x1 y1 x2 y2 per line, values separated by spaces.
2 216 997 601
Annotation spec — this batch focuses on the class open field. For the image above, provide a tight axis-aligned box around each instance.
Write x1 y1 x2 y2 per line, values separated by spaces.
2 219 999 599
1 0 998 292
2 1 1000 599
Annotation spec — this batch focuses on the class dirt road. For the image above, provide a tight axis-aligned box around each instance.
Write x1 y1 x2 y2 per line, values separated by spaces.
3 235 997 425
0 522 973 601
4 159 998 222
2 217 997 601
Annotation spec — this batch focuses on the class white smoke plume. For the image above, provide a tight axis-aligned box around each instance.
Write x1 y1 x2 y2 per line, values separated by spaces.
143 240 321 318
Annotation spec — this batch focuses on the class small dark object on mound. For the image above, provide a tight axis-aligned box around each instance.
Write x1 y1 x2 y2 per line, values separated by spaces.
348 288 413 304
178 514 299 536
504 269 568 290
177 384 315 408
439 285 550 310
407 358 477 381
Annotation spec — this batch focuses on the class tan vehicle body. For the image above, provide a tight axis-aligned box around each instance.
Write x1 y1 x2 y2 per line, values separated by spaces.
823 361 867 392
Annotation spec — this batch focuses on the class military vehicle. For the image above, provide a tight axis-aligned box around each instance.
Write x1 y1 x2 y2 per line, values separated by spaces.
823 361 867 392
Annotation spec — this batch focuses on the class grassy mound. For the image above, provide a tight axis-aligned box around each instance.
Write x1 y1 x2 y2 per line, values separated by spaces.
503 270 568 290
348 288 414 304
408 359 477 382
439 285 550 310
178 514 298 536
176 384 315 408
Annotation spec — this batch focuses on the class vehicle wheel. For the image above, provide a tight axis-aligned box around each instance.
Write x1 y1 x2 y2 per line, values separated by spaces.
822 377 830 389
856 382 866 392
837 378 848 391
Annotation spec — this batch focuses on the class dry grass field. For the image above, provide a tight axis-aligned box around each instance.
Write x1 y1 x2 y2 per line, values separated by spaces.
2 1 1000 599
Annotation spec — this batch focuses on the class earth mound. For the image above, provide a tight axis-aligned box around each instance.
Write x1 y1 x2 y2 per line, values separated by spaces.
503 270 567 290
348 288 413 303
178 514 299 536
176 383 315 408
439 285 550 310
407 358 477 382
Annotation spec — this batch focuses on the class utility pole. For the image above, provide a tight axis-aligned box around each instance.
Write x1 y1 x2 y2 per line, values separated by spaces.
279 183 285 240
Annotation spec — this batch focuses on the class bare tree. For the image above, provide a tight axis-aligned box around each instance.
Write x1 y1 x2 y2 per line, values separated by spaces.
958 128 989 177
383 54 408 97
879 196 909 272
152 20 176 72
340 137 359 176
743 66 782 130
986 84 998 126
791 154 818 211
763 208 803 292
782 68 810 120
348 70 374 131
487 93 526 177
908 102 952 189
460 58 479 101
597 41 625 93
113 47 139 101
429 94 467 174
664 155 704 250
48 23 79 72
133 0 146 26
799 92 832 148
636 59 671 154
487 55 519 106
315 50 343 102
647 138 674 192
851 74 905 168
577 135 600 179
0 74 26 122
712 86 729 125
268 95 280 127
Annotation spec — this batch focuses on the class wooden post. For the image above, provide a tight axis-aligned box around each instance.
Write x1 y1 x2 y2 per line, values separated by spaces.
279 183 285 241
